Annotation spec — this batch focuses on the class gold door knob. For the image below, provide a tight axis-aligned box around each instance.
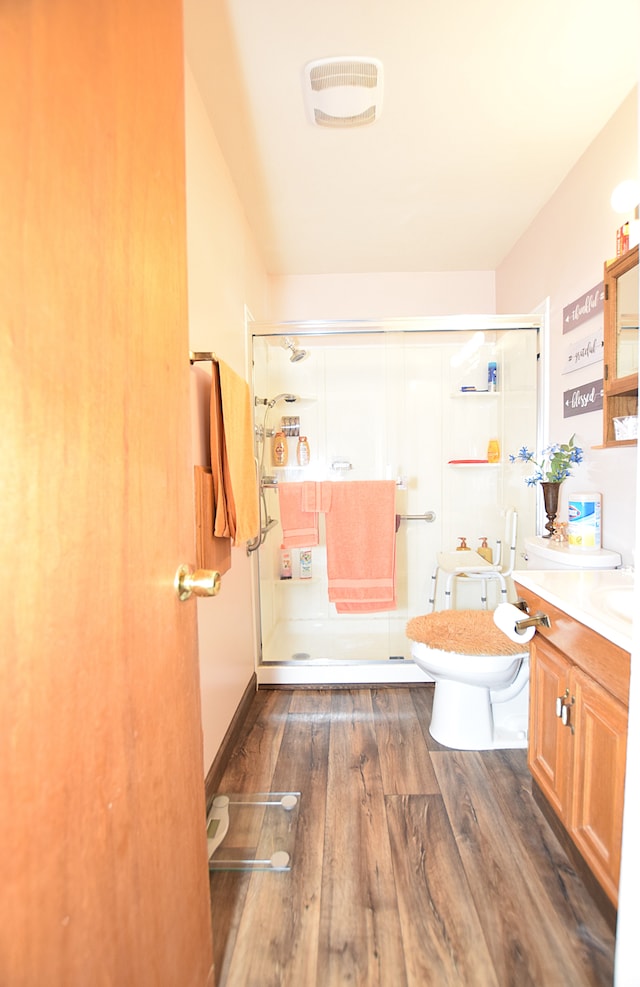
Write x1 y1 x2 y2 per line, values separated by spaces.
174 564 221 601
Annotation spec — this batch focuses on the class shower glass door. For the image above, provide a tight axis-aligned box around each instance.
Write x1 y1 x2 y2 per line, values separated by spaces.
251 322 539 685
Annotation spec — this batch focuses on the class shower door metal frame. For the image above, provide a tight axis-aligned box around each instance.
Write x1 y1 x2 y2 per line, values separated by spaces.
250 314 545 686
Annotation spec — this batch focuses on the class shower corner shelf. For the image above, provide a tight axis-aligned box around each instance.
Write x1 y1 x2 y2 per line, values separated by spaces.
450 390 499 398
447 461 501 469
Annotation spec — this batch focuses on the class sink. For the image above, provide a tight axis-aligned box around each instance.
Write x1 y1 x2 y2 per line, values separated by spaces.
596 586 635 626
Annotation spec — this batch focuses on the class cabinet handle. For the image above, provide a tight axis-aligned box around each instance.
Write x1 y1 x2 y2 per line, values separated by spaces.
560 695 575 734
556 689 569 718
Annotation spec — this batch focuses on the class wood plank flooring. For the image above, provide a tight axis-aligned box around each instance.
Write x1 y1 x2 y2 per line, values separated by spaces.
208 686 615 986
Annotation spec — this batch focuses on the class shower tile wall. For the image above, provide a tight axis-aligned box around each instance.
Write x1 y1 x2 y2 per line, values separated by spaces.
253 329 538 666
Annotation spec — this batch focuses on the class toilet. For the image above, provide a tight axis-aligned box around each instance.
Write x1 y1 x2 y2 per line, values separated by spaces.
409 537 622 751
523 535 621 570
408 610 531 751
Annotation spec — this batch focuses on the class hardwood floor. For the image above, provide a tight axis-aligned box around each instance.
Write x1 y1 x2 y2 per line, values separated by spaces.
208 686 615 986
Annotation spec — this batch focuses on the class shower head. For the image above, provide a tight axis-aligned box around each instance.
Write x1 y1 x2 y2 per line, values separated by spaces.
282 336 308 363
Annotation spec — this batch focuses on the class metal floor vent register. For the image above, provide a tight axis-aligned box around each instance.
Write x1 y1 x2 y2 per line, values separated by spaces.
206 792 300 871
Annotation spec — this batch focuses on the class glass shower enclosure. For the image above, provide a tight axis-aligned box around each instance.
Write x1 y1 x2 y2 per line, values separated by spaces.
250 319 540 686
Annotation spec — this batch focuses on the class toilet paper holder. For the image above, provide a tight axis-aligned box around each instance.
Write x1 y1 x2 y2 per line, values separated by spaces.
513 598 551 632
515 612 551 632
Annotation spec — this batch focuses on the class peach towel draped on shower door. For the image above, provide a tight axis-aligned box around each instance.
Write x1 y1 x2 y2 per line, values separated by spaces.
324 480 397 613
278 482 320 547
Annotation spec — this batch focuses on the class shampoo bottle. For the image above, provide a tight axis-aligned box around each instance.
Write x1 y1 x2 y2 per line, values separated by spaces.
487 439 500 463
297 436 310 466
299 548 312 579
279 544 292 579
488 361 497 391
273 431 288 466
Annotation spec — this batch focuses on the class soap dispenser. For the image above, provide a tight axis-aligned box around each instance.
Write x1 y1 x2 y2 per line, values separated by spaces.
456 537 468 551
478 537 493 563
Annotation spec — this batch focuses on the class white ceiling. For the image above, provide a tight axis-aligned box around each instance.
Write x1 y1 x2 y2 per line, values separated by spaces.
184 0 639 276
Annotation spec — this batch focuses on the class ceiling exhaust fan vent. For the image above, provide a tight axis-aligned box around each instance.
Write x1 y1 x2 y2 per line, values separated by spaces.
303 57 383 128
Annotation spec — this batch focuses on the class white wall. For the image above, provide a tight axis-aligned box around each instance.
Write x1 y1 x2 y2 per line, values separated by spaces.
497 85 639 987
497 88 638 565
269 271 496 321
184 62 269 770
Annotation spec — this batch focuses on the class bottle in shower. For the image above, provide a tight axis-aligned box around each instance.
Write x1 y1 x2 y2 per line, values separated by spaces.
488 361 497 391
297 436 310 466
299 548 312 579
279 544 292 579
273 430 288 466
487 438 500 463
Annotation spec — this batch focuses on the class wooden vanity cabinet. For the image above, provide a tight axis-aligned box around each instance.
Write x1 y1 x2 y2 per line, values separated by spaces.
515 583 630 910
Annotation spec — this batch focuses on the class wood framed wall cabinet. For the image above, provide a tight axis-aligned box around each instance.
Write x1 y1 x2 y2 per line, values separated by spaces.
602 244 639 446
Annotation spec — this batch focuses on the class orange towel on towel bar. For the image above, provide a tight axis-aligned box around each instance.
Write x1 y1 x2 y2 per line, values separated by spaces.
324 480 397 613
302 480 332 514
278 482 320 547
216 360 260 546
209 362 234 550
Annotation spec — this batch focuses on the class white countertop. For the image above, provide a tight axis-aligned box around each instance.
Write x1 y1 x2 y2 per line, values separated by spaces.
513 568 636 653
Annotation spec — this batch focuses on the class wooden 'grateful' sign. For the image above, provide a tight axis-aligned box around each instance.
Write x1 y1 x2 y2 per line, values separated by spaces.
562 327 603 375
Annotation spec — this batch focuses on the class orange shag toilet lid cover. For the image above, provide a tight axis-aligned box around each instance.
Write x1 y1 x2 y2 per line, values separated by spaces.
406 610 529 656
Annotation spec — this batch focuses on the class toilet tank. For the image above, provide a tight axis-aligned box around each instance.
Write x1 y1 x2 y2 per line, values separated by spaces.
523 535 621 570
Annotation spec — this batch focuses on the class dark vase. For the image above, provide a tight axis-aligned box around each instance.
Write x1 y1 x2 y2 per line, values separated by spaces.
540 481 561 537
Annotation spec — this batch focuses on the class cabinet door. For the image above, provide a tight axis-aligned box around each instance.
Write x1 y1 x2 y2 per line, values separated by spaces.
571 669 628 907
528 638 572 823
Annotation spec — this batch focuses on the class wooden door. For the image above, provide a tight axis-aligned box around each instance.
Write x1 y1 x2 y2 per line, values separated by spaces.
571 670 628 906
0 2 214 984
528 638 572 824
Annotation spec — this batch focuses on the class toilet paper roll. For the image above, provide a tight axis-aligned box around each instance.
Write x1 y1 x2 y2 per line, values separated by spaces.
493 602 536 645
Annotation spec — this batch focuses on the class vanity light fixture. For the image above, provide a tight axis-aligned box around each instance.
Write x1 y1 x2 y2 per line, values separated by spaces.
610 179 640 214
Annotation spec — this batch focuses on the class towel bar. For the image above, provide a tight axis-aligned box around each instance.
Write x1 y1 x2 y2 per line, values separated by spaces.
189 351 217 364
396 511 436 523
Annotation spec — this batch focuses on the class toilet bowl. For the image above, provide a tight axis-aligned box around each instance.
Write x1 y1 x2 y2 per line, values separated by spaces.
407 610 530 751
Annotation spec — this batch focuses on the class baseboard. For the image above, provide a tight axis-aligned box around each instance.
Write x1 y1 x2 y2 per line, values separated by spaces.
257 681 425 690
204 673 257 810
